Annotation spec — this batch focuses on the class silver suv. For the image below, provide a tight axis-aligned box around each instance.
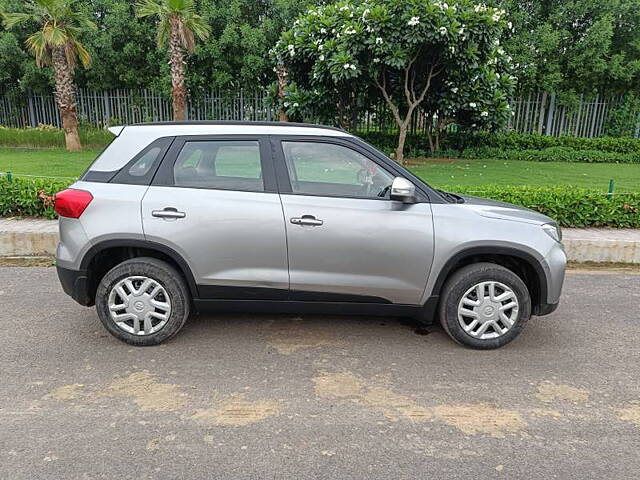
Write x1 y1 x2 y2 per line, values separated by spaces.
55 122 566 349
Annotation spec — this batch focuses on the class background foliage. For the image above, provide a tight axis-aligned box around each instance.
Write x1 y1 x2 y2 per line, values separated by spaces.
1 0 638 100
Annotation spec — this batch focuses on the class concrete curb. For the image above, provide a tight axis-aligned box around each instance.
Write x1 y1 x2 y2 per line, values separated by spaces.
1 218 639 264
0 218 58 257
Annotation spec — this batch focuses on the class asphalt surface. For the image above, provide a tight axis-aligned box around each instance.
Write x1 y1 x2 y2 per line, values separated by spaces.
1 267 639 479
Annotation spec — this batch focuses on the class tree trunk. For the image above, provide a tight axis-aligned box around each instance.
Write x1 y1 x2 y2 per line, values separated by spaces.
169 16 187 121
396 123 408 164
51 46 81 152
276 62 289 122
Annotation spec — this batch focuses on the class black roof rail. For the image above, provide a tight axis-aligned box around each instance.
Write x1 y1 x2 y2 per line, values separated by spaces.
130 120 348 133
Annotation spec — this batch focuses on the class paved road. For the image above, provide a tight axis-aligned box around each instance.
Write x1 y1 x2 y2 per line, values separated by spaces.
1 267 639 479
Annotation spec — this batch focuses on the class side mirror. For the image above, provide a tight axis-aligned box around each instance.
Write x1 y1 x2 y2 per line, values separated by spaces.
390 177 416 203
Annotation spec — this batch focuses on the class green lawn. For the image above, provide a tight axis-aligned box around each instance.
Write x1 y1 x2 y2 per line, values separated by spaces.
1 147 639 192
409 158 640 192
0 148 101 178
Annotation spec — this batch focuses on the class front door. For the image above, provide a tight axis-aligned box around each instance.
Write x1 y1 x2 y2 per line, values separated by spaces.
274 138 434 305
142 136 289 299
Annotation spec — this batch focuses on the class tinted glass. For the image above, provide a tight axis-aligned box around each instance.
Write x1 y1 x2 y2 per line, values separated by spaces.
282 141 394 199
129 146 162 177
173 141 263 191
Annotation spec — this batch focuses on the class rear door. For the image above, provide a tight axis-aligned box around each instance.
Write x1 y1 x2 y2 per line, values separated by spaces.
142 135 289 299
273 136 434 305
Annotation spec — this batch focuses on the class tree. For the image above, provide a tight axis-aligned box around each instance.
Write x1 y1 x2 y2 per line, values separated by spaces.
2 0 96 151
275 0 514 163
497 0 640 95
136 0 210 121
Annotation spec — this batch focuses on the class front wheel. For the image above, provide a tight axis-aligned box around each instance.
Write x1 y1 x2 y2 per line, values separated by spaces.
439 263 531 349
95 257 191 346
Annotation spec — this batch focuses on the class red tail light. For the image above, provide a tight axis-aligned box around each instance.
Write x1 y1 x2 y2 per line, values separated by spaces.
54 189 93 218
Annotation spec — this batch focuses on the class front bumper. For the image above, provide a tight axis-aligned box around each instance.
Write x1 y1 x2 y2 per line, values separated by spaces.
56 265 93 306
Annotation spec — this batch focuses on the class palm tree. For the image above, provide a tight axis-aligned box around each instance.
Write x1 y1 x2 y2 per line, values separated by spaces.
136 0 210 121
3 0 96 152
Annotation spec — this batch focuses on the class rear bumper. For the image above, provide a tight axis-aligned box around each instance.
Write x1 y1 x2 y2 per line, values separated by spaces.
56 265 93 306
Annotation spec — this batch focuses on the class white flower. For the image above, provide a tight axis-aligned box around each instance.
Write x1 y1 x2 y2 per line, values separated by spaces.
293 102 299 107
373 57 380 63
407 16 420 26
439 26 447 35
287 44 295 57
451 87 459 93
492 13 501 22
480 111 489 117
318 44 324 51
507 21 513 30
320 28 327 34
350 64 356 70
343 63 351 69
469 102 477 108
459 27 465 35
449 46 455 53
319 54 325 61
345 28 356 34
340 5 349 11
375 37 383 44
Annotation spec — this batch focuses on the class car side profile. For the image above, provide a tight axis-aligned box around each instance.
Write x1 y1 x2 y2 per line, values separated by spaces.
55 121 566 349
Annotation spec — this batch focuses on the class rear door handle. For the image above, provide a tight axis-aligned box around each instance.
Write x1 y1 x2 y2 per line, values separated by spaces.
152 207 186 219
290 215 323 226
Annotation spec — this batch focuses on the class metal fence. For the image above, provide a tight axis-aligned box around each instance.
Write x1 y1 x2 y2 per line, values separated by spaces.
0 88 279 128
508 92 640 137
0 88 639 138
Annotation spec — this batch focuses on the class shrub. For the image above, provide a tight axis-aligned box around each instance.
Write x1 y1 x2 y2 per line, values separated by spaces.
0 176 70 218
358 131 640 162
0 126 113 149
443 185 640 228
445 131 640 154
459 147 640 163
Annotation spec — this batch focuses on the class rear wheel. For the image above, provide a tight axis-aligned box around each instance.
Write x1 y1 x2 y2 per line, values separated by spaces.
439 263 531 349
95 257 190 346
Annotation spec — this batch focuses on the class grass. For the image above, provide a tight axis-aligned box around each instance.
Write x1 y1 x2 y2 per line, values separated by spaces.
408 158 640 192
0 147 639 192
0 147 101 178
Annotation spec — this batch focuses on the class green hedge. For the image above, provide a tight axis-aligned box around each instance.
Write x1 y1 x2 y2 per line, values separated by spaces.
0 176 69 218
1 176 638 227
0 126 113 149
459 146 640 163
445 185 640 228
358 131 640 163
448 131 640 154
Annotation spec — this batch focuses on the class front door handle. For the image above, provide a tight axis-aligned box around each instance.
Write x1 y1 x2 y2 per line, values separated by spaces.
152 207 186 219
290 215 323 226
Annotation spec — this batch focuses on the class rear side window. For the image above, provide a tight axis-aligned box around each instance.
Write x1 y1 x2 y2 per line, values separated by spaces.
173 140 263 192
109 137 172 185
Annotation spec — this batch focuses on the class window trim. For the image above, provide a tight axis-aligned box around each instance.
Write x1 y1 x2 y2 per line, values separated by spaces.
152 135 277 193
271 135 431 202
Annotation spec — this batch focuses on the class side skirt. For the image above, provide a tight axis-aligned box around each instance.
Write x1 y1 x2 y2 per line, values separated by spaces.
192 299 422 317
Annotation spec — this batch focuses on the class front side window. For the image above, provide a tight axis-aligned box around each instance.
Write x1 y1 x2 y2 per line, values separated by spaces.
282 141 394 199
173 140 263 192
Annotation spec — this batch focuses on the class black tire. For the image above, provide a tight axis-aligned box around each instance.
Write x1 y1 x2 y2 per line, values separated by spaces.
95 257 191 346
438 262 531 350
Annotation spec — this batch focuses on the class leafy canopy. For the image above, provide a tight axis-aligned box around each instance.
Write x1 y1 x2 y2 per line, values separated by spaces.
274 0 515 132
136 0 211 51
2 0 96 68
